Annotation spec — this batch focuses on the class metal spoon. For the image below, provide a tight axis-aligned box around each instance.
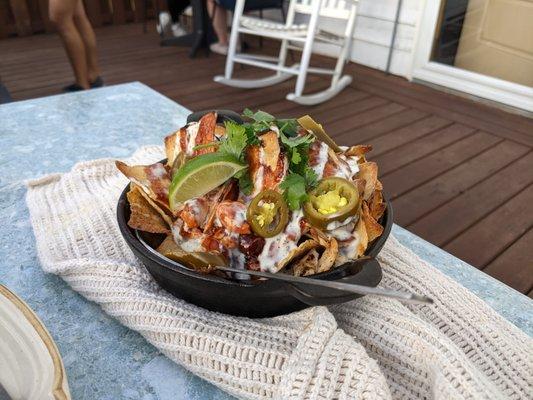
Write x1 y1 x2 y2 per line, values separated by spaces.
216 265 433 305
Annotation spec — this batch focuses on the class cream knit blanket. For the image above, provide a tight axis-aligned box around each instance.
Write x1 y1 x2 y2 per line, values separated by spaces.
26 146 531 400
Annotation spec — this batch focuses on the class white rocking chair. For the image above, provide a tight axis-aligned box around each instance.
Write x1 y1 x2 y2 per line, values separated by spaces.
214 0 358 105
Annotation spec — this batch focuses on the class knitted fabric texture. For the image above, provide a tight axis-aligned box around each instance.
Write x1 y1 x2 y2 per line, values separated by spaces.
26 146 532 400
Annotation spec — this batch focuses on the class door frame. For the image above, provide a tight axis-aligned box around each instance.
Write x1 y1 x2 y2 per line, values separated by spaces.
410 0 533 112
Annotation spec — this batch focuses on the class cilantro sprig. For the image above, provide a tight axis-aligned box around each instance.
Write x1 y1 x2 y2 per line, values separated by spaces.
243 109 318 210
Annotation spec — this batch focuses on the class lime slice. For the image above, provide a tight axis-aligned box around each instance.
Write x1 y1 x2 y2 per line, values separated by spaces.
169 152 245 210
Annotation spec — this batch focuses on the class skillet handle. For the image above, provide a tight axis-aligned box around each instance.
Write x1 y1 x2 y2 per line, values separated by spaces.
287 258 383 306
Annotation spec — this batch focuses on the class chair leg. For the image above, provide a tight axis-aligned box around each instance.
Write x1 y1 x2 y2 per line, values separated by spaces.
279 4 295 61
223 0 246 78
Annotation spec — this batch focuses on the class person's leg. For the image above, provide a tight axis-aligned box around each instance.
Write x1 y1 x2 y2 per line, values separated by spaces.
72 0 101 83
49 0 90 89
207 0 228 45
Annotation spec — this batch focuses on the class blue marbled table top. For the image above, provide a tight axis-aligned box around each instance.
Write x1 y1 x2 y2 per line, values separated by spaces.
0 83 531 400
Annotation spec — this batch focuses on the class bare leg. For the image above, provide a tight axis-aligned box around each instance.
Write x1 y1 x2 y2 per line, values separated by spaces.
49 0 90 89
207 0 228 45
73 0 100 82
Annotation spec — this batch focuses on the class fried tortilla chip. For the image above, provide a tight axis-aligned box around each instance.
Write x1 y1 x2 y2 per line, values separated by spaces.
116 161 172 214
127 186 170 234
356 162 378 200
317 236 338 273
215 124 226 138
362 201 384 242
164 128 182 167
344 145 373 158
293 228 338 274
275 239 319 272
293 248 319 276
131 184 174 227
157 235 227 273
354 217 369 258
352 178 366 197
368 189 386 221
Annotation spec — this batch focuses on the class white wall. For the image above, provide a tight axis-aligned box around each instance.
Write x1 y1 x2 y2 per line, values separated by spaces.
263 0 423 77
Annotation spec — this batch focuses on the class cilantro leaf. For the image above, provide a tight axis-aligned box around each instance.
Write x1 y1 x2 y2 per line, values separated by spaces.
243 109 275 123
279 131 314 148
303 168 319 188
277 118 299 137
279 173 308 210
290 149 302 165
218 121 247 161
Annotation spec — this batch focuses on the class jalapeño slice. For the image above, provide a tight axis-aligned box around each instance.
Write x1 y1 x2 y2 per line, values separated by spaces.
303 177 359 230
246 190 289 238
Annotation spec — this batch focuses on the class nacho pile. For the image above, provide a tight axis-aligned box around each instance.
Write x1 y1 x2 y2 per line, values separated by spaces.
117 110 385 277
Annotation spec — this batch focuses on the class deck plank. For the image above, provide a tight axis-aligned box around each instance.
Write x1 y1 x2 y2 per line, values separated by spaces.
1 23 532 294
356 65 533 137
382 131 501 199
353 79 533 147
374 123 476 175
408 152 533 246
444 185 533 267
392 140 530 226
483 228 533 294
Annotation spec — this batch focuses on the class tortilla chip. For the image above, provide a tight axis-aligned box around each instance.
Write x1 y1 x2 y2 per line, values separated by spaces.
131 184 174 227
157 235 226 273
116 161 172 214
275 239 319 272
368 189 386 221
127 187 170 234
352 178 366 197
354 217 369 258
344 145 372 158
215 124 226 137
293 248 319 276
356 162 378 200
164 129 180 166
362 201 384 242
157 234 184 256
317 236 338 273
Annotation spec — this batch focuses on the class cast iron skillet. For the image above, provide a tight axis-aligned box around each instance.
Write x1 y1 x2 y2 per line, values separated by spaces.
117 110 393 318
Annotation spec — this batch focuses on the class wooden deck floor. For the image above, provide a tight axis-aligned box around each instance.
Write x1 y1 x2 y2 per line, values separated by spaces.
1 23 532 296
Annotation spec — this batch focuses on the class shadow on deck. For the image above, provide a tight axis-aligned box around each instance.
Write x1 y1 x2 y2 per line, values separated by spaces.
1 23 532 296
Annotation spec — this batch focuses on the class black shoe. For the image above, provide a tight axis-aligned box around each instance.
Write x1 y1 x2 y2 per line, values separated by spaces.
90 76 104 88
63 83 87 92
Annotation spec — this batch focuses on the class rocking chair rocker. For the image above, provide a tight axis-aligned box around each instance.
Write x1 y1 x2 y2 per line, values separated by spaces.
214 0 358 105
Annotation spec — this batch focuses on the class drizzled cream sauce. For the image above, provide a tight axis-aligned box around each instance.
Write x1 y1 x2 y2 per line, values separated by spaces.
257 209 304 272
337 154 360 180
312 142 330 179
171 222 204 252
185 123 200 155
252 147 266 196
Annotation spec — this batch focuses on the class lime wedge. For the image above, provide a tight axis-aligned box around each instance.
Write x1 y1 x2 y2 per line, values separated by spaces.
169 152 245 210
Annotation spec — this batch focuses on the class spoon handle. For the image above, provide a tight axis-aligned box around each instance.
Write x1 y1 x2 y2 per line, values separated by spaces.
217 266 433 305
